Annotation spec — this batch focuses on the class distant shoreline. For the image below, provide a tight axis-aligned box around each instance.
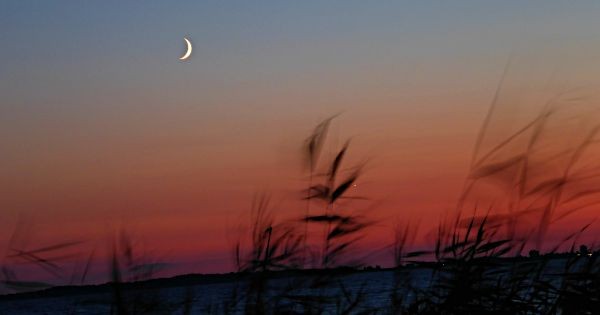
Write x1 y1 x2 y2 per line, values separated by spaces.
0 255 584 301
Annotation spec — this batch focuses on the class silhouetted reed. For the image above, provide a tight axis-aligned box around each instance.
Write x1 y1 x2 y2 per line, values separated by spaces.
385 87 600 314
0 218 84 293
4 87 600 315
108 229 172 314
225 116 376 314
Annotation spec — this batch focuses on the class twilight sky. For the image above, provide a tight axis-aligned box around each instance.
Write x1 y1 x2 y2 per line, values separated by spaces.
3 1 600 278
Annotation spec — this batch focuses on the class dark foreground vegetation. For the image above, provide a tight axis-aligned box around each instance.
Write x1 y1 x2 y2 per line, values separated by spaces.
3 86 600 314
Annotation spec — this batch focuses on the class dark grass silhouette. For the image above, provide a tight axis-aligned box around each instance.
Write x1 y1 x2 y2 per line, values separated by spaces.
107 229 174 314
3 89 600 314
224 95 600 314
0 217 85 293
228 124 375 314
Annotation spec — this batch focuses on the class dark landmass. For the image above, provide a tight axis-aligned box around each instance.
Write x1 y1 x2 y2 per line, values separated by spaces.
0 266 376 301
0 253 590 302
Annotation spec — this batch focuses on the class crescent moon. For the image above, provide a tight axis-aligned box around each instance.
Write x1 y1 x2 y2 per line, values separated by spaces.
180 37 192 60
